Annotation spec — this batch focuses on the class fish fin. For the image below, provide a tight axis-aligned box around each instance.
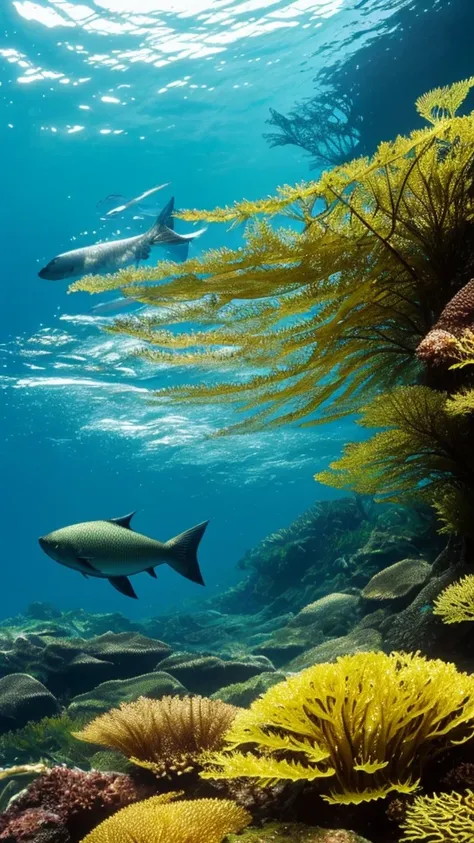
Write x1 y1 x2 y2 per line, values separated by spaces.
81 572 90 579
157 196 175 229
108 576 138 599
146 567 157 578
77 557 98 572
165 242 189 262
165 520 209 586
108 512 136 530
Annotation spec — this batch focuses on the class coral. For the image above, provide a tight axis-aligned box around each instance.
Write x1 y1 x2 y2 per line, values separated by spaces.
417 278 474 366
433 574 474 623
201 651 474 804
284 628 383 672
227 824 373 843
0 766 139 842
400 789 474 842
157 653 275 696
362 558 432 602
0 674 60 734
67 671 186 718
73 695 239 779
211 672 286 708
0 808 69 843
80 792 251 843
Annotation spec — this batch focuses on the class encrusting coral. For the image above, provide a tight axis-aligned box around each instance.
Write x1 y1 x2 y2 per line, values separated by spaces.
80 791 251 843
0 765 139 842
400 789 474 842
201 650 474 804
73 694 239 778
433 573 474 623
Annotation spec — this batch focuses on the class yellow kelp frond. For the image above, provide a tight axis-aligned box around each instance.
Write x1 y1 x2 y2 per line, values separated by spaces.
433 574 474 624
73 695 239 779
449 329 474 370
401 790 474 842
68 79 474 437
316 385 474 534
81 794 251 843
416 76 474 123
201 651 474 805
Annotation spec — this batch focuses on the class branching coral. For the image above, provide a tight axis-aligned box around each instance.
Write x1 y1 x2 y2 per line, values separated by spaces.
73 695 239 778
417 278 474 365
80 792 251 843
201 650 474 804
433 574 474 623
401 789 474 842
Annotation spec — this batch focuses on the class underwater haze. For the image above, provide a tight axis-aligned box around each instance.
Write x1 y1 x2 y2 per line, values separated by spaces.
1 0 473 620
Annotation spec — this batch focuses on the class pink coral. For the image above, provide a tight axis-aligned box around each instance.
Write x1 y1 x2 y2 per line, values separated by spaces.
0 767 141 843
416 279 474 365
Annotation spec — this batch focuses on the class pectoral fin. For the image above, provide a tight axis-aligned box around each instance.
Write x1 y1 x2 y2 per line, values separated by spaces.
146 568 157 578
77 557 98 573
108 576 138 599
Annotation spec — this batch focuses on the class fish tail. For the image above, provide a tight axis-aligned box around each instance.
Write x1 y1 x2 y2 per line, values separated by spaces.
148 198 207 247
164 520 208 585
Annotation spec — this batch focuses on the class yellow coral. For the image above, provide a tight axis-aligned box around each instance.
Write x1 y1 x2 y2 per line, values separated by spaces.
201 651 474 804
80 792 251 843
73 695 239 778
433 574 474 623
401 789 474 842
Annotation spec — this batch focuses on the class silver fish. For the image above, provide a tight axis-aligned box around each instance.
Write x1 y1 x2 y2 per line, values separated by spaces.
38 511 209 599
39 197 206 281
104 183 170 217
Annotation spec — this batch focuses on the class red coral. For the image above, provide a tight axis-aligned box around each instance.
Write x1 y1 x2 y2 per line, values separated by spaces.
0 767 141 843
416 279 474 365
0 808 68 843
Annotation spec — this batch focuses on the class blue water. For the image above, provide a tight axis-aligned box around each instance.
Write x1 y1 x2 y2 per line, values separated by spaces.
0 0 471 619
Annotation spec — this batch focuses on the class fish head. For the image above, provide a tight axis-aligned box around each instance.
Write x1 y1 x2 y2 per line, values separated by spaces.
38 254 78 281
38 528 78 565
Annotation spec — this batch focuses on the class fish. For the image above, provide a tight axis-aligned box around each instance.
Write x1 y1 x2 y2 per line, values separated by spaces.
38 197 206 280
90 297 145 316
103 183 170 217
38 511 209 599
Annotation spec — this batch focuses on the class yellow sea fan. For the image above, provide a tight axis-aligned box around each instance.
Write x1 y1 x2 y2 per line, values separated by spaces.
433 575 474 623
73 695 239 778
201 651 474 805
401 789 474 842
80 793 251 843
415 76 474 123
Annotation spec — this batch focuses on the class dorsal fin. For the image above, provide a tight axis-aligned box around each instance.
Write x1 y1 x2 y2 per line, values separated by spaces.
108 511 137 530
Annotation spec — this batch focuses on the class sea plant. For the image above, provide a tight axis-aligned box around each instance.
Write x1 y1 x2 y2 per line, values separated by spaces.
401 789 474 842
0 713 91 768
200 650 474 804
80 791 251 843
433 574 474 623
70 78 474 534
73 695 239 778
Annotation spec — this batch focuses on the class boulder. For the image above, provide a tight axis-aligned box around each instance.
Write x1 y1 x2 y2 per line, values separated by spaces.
286 628 383 672
68 671 186 717
362 557 432 603
158 652 275 696
0 674 60 734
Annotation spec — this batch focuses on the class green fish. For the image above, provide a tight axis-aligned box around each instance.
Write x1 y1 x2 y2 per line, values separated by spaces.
38 512 208 599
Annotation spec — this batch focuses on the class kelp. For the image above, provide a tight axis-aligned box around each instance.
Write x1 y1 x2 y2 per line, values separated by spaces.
70 79 474 436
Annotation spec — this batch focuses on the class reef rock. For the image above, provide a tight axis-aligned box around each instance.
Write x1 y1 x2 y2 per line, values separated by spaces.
289 593 361 633
362 557 432 604
227 823 373 843
211 671 286 707
0 674 60 734
158 652 275 696
286 628 383 672
67 671 186 717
